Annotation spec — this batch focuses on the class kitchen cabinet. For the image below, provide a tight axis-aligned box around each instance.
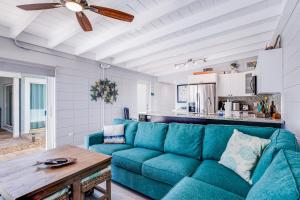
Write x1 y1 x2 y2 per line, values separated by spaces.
255 48 282 94
217 74 231 97
217 71 254 97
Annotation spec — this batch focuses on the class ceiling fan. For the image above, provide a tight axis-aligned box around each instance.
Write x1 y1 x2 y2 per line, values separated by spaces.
16 0 134 32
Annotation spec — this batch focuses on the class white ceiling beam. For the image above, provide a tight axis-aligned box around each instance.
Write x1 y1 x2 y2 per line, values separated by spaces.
136 33 272 72
16 31 49 48
152 51 259 76
145 43 264 75
94 0 274 61
123 20 277 69
47 14 100 48
10 12 41 38
115 19 277 66
73 0 197 54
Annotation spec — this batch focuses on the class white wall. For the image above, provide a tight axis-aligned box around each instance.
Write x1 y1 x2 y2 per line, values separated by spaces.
0 37 156 146
151 82 175 113
103 67 156 126
280 0 300 140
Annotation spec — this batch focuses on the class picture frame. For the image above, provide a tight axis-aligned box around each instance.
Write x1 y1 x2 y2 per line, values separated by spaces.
177 84 188 103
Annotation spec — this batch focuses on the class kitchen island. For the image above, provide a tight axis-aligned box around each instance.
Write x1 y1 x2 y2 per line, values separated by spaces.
139 112 284 128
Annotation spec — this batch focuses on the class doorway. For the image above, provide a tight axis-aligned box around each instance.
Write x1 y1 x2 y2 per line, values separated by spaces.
0 71 56 156
137 81 150 114
30 83 46 129
4 85 13 129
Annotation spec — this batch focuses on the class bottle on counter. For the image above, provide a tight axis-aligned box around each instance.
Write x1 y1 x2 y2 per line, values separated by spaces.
269 101 276 117
261 101 266 113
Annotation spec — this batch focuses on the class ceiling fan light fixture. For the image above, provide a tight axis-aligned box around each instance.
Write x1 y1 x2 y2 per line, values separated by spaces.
65 1 83 12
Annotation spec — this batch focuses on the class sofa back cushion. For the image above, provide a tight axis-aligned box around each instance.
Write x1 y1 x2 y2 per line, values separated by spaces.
113 118 138 146
164 123 204 159
134 122 168 151
202 125 276 161
251 129 298 184
246 150 300 200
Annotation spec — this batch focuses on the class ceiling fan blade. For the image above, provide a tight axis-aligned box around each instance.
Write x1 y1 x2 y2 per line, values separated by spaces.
17 3 62 10
76 12 93 32
89 5 134 22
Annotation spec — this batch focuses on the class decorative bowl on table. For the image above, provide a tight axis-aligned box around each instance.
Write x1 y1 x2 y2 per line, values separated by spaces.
33 157 77 168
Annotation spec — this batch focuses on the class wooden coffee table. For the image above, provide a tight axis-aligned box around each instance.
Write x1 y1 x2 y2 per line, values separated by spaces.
0 145 111 200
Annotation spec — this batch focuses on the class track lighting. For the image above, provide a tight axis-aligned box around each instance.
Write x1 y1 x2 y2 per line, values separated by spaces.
174 58 207 69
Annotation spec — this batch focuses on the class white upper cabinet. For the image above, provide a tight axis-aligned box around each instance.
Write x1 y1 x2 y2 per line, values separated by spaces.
231 73 246 96
217 71 254 97
255 49 283 94
217 74 231 97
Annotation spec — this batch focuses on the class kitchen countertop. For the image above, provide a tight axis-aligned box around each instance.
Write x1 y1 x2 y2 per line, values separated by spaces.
139 112 284 124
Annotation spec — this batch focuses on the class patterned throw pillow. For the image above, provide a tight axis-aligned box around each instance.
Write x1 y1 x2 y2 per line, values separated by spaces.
103 124 125 144
219 129 271 184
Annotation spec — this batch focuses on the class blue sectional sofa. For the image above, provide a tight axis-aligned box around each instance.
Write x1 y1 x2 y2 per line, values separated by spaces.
85 119 299 200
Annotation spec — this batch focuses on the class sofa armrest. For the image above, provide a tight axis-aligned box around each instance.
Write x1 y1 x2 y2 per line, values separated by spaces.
251 128 298 184
84 131 104 149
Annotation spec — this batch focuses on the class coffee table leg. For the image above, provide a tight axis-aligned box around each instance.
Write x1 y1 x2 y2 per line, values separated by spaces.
106 179 111 200
73 180 84 200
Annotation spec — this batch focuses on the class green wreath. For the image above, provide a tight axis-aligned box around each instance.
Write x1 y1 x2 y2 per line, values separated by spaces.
90 78 118 104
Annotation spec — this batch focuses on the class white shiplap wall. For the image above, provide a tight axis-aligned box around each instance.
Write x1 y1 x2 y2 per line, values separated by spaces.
0 37 156 146
281 1 300 140
56 65 156 146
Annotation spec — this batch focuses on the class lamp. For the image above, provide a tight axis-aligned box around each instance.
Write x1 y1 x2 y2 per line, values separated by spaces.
174 58 207 69
65 1 83 12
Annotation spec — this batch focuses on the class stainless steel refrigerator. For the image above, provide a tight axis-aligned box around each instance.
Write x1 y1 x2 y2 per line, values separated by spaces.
188 84 216 114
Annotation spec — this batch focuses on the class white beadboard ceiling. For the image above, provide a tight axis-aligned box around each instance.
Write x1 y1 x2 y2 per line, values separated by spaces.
0 0 287 76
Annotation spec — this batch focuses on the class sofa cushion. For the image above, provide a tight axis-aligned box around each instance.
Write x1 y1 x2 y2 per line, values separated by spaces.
246 150 300 200
219 129 270 183
112 148 162 174
113 118 139 146
192 160 251 197
142 153 200 186
202 125 275 161
162 177 244 200
251 129 299 184
103 124 125 144
134 122 168 151
124 120 139 146
112 165 172 200
89 144 132 155
164 123 204 159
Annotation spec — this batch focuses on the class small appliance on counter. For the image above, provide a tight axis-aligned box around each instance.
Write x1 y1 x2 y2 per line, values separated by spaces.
188 102 196 113
242 104 249 111
232 101 240 111
218 100 225 111
224 101 232 117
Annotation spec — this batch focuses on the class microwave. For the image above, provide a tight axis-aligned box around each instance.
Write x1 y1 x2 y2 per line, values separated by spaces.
245 73 257 95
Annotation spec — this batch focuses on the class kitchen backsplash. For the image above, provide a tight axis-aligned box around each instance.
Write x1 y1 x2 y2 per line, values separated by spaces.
218 94 281 113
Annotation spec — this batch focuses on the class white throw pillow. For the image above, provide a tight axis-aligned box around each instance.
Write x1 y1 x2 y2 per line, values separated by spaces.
219 129 271 184
103 124 125 144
